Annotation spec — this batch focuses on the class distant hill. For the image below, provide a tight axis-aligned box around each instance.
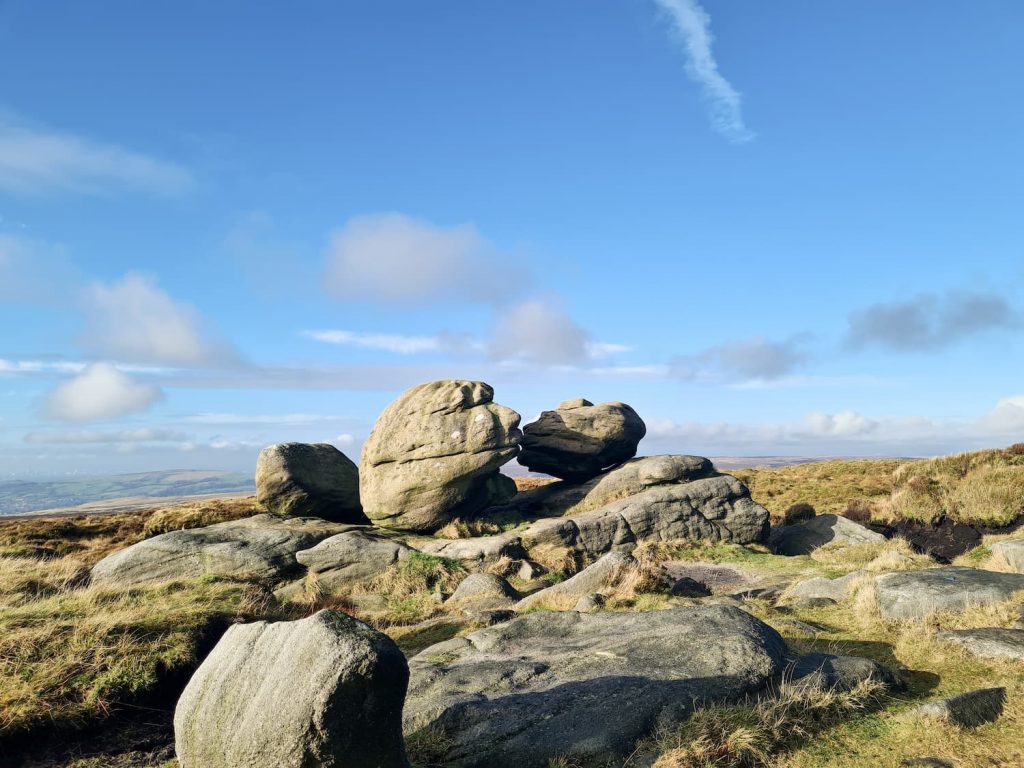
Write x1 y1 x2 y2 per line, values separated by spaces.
0 470 255 516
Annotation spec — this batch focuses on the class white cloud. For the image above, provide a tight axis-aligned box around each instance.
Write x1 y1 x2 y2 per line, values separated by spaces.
24 428 187 445
488 298 590 366
304 329 459 355
324 213 527 305
81 273 236 366
982 395 1024 434
0 119 192 196
45 363 163 422
653 0 754 142
805 410 877 437
335 433 355 446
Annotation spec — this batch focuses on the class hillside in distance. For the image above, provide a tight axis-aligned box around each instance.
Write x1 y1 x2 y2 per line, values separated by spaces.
0 469 255 516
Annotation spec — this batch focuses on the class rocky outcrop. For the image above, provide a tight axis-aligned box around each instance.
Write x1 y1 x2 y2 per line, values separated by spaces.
935 628 1024 660
514 551 635 610
874 567 1024 619
768 514 886 556
91 515 347 587
174 610 409 768
403 605 787 767
256 442 364 523
990 538 1024 572
517 399 646 480
296 530 413 590
359 381 521 532
515 473 770 556
913 687 1006 728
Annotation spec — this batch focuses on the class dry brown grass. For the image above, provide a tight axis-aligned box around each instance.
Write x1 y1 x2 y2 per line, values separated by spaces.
513 476 558 493
140 497 259 537
807 538 931 575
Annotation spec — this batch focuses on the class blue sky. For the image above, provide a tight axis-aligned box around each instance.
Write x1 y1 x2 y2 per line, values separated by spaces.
1 0 1023 478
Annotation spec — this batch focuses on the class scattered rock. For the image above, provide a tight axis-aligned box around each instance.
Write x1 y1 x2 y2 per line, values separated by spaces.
517 399 646 480
418 534 526 564
255 442 364 523
935 627 1024 660
359 380 521 532
91 515 347 587
667 575 713 597
403 605 787 767
788 570 865 602
295 530 413 590
769 514 885 556
573 593 605 612
874 567 1024 619
913 687 1006 728
787 652 902 692
449 572 519 603
990 538 1024 572
659 562 752 593
174 610 410 768
514 551 635 610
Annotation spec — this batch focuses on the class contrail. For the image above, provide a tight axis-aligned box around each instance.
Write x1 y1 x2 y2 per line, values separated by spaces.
653 0 754 142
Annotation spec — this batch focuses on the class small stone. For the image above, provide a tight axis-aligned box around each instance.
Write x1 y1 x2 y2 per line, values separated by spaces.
913 687 1006 728
573 593 606 612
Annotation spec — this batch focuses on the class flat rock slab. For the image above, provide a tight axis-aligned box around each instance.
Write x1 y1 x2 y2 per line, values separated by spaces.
296 530 412 589
913 687 1006 728
990 538 1024 573
935 627 1024 660
769 514 885 556
514 551 634 610
661 562 752 593
404 605 787 767
787 570 865 602
91 514 350 587
874 567 1024 619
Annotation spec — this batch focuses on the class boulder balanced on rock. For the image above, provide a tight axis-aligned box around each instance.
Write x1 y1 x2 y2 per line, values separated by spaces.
256 442 364 523
360 380 521 532
518 398 646 480
175 610 410 768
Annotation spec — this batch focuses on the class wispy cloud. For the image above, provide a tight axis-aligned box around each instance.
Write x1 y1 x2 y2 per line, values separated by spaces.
653 0 754 142
0 118 192 196
846 291 1020 352
24 428 188 445
303 329 477 355
673 336 808 383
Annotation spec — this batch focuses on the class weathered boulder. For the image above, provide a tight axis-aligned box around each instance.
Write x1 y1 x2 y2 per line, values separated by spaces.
935 628 1024 660
913 687 1006 728
788 652 902 692
990 538 1024 572
768 514 885 556
174 610 409 768
296 530 413 590
449 572 519 603
874 567 1024 619
514 551 635 611
516 473 769 556
517 399 646 480
256 442 364 523
91 515 347 587
787 570 865 603
418 534 526 564
360 381 521 532
404 605 787 767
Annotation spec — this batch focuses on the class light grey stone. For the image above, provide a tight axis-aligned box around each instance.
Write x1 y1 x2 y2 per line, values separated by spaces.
359 381 521 532
174 610 409 768
990 538 1024 573
91 515 348 587
404 605 787 767
935 627 1024 660
788 570 865 602
874 567 1024 619
573 594 605 612
517 399 646 480
449 572 519 603
913 687 1006 728
768 514 885 556
256 442 364 523
418 534 525 564
296 530 413 589
514 551 635 611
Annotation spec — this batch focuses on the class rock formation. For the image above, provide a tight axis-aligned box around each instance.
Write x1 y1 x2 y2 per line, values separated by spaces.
256 442 364 523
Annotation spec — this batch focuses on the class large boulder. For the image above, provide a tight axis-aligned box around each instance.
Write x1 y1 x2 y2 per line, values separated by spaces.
91 515 347 587
516 473 770 556
935 628 1024 660
175 610 409 768
403 605 786 767
296 530 414 590
360 381 522 532
990 538 1024 572
517 399 646 480
768 514 886 556
874 567 1024 619
256 442 364 523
